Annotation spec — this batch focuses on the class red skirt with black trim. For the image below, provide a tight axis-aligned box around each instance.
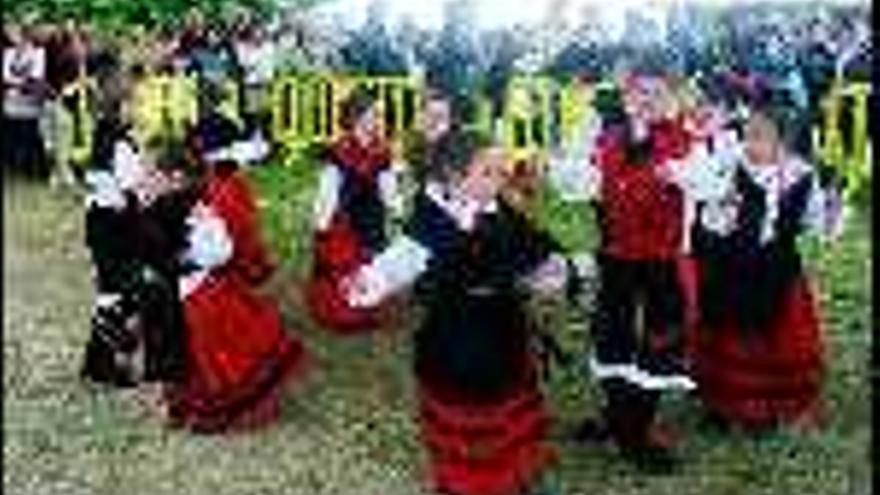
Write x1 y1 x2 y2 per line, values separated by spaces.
694 276 824 429
305 216 387 334
167 273 309 433
417 361 555 495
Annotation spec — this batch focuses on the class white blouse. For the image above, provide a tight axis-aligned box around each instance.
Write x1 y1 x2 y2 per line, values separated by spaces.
347 183 566 308
84 141 148 209
674 141 844 244
547 112 603 202
311 163 403 231
179 204 234 299
204 133 271 166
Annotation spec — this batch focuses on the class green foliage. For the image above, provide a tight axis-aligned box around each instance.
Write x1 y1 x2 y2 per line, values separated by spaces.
5 0 313 29
247 150 321 275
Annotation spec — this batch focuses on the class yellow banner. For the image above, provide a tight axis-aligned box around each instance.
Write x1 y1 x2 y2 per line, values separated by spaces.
58 77 96 167
815 80 871 198
131 73 199 145
270 74 422 157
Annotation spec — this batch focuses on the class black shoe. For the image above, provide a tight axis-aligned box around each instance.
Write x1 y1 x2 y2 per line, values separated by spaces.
620 443 680 475
81 366 138 388
699 410 732 434
570 417 613 445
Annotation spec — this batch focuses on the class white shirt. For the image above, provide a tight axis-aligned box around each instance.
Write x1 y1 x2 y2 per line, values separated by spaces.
235 39 276 86
84 140 148 209
180 204 234 299
347 184 564 308
3 43 46 118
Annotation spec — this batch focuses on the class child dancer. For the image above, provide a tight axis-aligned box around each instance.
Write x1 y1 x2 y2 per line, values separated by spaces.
80 67 159 387
347 129 568 495
161 124 308 433
677 87 843 431
549 71 697 472
306 87 403 333
402 87 456 186
185 93 274 287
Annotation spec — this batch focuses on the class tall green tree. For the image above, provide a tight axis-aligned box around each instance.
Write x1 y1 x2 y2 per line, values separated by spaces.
6 0 318 29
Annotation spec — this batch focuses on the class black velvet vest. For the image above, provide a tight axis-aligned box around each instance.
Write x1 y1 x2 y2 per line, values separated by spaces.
404 193 560 401
694 165 814 332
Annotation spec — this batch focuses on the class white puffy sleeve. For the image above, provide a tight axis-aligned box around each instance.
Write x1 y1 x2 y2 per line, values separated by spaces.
667 132 740 202
183 206 234 269
205 133 271 166
802 173 846 240
313 165 342 231
663 133 740 252
84 170 127 210
31 47 46 80
112 141 146 193
2 48 21 85
547 113 603 201
378 164 405 218
347 235 432 308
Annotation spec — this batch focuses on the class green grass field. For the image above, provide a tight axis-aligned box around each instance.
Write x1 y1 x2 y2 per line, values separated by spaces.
3 157 872 495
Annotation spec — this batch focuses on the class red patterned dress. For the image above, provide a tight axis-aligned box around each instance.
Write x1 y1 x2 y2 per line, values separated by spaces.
306 133 399 333
348 185 564 495
165 173 309 433
690 155 839 429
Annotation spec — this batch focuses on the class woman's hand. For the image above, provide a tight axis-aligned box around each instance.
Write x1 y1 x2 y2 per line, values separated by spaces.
527 254 570 297
344 268 386 308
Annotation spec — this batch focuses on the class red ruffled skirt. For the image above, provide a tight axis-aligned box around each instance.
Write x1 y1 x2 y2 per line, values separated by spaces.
306 216 387 334
167 272 309 433
694 276 824 429
417 362 554 495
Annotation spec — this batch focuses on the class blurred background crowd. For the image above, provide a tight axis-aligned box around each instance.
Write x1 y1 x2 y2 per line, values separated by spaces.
2 0 872 186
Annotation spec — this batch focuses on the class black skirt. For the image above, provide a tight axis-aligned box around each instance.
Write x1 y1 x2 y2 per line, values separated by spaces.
415 290 531 404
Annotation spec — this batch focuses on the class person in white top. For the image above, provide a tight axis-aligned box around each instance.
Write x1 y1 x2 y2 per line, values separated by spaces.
665 89 844 431
3 23 49 178
345 129 568 495
234 23 275 134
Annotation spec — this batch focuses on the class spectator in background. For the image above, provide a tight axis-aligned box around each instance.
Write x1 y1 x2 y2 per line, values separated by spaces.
234 22 275 135
3 22 49 179
44 20 88 186
185 23 237 122
271 17 308 72
187 23 236 84
177 9 206 61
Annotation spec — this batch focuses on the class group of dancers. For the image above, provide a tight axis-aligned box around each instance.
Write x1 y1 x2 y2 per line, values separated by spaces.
78 57 845 495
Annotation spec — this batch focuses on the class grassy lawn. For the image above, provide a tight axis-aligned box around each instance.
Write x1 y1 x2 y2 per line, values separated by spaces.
3 156 872 495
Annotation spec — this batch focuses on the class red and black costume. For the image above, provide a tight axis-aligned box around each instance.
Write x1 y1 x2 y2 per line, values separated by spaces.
306 132 398 333
690 155 836 429
578 114 697 469
81 117 186 387
352 184 562 495
187 111 276 286
163 116 308 433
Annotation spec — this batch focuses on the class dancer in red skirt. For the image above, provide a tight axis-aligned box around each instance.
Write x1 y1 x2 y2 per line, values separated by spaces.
306 87 403 333
680 87 844 431
162 122 309 433
185 96 276 287
346 129 568 495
